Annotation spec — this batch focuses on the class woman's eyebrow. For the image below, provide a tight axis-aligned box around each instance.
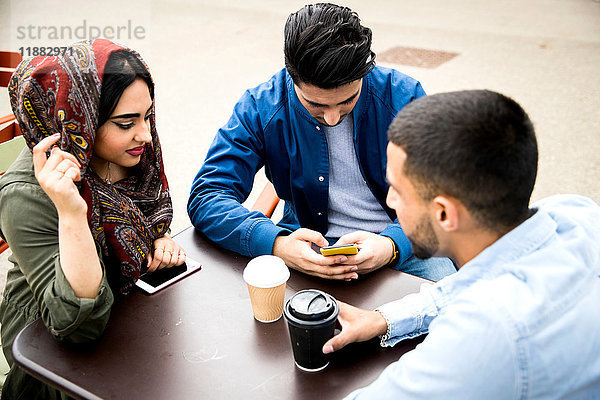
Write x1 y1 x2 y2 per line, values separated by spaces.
110 112 140 120
110 103 154 120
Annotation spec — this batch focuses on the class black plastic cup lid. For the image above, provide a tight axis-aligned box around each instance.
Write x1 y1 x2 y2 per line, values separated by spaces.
284 290 339 329
289 290 334 321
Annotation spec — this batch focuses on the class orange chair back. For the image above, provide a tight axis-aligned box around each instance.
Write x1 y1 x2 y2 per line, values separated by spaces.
0 51 22 88
0 51 24 253
0 50 23 145
250 182 280 218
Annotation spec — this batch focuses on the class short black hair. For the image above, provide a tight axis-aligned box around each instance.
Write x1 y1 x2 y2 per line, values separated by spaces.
388 90 538 232
98 49 154 127
284 3 375 89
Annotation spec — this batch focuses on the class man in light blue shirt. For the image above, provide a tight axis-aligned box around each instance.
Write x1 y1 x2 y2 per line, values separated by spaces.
323 90 600 398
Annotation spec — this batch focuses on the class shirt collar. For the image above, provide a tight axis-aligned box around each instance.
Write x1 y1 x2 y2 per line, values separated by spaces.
468 208 555 269
438 207 557 291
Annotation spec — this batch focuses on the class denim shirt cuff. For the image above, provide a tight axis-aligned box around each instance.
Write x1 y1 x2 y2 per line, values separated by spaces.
375 301 426 347
374 282 437 347
247 219 290 257
380 224 413 265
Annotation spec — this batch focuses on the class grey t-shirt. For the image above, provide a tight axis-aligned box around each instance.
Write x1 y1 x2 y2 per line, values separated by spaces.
323 114 391 238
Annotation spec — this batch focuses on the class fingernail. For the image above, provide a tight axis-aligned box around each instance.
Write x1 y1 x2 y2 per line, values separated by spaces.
52 133 60 137
351 266 358 271
339 256 347 263
352 273 358 279
323 345 333 354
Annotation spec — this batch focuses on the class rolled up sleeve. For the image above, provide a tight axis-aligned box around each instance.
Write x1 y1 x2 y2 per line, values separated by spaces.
0 181 114 344
42 252 113 342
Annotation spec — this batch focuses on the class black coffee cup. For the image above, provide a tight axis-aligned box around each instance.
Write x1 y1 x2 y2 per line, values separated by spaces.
283 289 339 372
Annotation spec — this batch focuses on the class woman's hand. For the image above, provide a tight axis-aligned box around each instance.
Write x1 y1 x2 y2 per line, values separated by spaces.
32 134 103 298
32 133 86 217
147 234 186 272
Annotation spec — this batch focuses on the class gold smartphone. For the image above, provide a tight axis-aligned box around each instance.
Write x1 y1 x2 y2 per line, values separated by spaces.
319 243 359 256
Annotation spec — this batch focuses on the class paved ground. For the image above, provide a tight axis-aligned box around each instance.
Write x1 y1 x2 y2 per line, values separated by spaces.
0 0 599 296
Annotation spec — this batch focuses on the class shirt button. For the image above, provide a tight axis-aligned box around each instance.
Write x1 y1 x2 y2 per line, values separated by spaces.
317 212 322 216
316 126 321 131
318 176 324 182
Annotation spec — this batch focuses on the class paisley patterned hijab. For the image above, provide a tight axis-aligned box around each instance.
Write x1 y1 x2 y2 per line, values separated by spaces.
8 39 172 295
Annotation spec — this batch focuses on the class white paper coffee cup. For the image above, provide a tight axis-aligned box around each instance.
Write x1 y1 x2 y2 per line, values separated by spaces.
243 255 290 323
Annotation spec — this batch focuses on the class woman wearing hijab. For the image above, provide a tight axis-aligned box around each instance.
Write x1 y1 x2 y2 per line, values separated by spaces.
0 39 184 398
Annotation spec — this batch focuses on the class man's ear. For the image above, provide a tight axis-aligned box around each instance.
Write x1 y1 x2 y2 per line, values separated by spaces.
432 196 459 232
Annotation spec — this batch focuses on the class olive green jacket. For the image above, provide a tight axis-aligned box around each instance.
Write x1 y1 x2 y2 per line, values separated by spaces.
0 149 114 399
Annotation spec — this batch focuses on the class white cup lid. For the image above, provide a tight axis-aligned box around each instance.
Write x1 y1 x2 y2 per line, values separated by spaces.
243 255 290 288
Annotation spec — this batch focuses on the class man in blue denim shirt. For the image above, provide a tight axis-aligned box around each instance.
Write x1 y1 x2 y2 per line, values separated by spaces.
324 90 600 398
188 4 455 282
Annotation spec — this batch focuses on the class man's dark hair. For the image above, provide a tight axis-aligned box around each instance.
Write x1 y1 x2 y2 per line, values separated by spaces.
284 3 375 89
98 49 154 127
388 90 538 232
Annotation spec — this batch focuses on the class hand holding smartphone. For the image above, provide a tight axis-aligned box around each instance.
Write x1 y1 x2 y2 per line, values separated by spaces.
135 257 202 294
319 243 359 256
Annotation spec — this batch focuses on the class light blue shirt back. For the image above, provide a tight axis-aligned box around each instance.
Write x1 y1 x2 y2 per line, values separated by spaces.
346 195 600 399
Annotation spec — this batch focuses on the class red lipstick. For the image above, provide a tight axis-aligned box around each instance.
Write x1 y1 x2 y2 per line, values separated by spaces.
126 146 145 156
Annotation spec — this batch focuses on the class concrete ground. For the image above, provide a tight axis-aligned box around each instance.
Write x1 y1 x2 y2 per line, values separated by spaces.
0 0 599 295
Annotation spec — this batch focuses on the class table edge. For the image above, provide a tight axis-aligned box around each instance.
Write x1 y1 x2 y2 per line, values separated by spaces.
12 320 102 400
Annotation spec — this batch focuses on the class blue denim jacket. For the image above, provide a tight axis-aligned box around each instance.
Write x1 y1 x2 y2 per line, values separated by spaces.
188 67 425 260
347 195 600 399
